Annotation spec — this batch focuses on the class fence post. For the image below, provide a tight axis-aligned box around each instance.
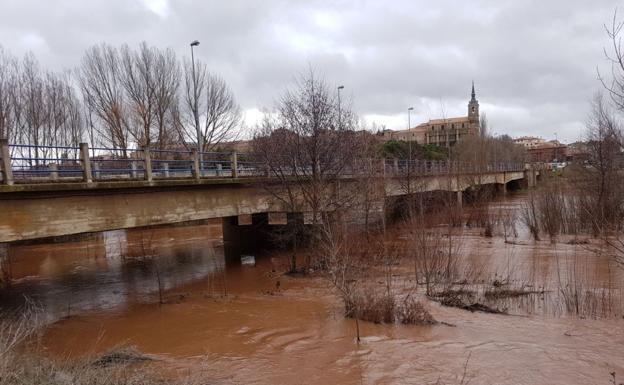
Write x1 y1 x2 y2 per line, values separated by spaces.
191 149 200 180
79 143 92 183
393 158 399 174
131 161 137 179
231 152 238 178
0 139 13 185
143 147 153 182
49 164 58 180
163 162 169 178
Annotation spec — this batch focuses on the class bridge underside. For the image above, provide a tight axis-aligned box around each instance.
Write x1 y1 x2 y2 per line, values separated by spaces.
0 171 532 243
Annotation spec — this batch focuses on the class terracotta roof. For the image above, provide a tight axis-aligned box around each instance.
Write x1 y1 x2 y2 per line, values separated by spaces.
423 117 471 125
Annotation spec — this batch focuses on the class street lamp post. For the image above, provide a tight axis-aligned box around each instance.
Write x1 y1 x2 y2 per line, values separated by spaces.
554 132 559 163
337 85 344 129
190 40 201 174
407 107 414 161
407 107 414 195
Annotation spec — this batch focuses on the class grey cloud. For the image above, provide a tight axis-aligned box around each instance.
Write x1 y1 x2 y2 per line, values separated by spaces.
0 0 620 141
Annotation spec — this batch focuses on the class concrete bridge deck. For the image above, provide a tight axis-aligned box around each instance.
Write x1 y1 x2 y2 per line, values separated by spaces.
0 140 538 243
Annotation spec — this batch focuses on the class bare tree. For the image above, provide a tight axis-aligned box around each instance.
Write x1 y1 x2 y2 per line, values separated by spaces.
0 47 17 141
479 112 488 138
181 61 241 152
119 42 157 147
152 47 180 149
79 44 129 153
253 69 361 270
580 94 624 232
600 9 624 112
20 54 47 165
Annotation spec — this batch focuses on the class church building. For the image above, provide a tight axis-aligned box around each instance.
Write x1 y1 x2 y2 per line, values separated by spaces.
384 83 480 147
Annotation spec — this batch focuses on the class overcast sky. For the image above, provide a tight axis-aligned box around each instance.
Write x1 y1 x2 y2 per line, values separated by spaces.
0 0 620 142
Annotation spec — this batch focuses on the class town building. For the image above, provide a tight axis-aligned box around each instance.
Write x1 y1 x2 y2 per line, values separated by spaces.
513 136 547 149
525 140 567 163
383 83 481 147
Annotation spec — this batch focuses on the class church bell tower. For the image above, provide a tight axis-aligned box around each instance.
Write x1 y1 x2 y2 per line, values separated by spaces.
468 81 479 125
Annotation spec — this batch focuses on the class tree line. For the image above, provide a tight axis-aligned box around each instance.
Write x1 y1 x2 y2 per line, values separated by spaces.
0 43 241 156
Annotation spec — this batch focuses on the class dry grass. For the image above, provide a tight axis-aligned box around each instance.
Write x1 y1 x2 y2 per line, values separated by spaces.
345 288 436 325
0 303 215 385
345 288 395 324
396 296 437 325
483 288 543 300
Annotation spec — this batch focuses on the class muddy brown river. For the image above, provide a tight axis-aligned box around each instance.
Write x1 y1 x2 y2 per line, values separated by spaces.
1 195 623 384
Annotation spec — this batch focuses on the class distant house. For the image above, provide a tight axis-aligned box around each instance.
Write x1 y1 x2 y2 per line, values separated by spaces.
526 140 567 163
566 141 591 163
382 83 481 147
514 136 547 149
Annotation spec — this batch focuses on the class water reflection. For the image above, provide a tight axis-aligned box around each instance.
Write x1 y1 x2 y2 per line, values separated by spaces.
0 222 226 321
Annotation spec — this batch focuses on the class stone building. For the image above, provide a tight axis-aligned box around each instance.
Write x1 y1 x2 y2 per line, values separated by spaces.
384 83 480 147
526 140 567 163
514 136 547 149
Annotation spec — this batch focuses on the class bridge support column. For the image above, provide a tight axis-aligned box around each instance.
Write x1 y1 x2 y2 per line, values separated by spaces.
79 142 92 183
0 139 13 186
0 243 10 285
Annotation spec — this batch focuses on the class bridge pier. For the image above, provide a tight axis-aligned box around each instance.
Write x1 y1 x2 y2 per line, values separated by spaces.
0 243 10 285
500 182 507 196
222 212 305 262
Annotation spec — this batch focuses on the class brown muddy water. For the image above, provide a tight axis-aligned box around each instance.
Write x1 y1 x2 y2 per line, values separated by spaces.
1 195 624 384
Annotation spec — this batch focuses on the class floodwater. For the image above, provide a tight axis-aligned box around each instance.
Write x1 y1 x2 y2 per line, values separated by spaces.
1 195 624 384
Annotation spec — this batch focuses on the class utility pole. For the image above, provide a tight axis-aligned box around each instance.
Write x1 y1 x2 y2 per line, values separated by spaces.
407 107 414 195
337 85 344 129
190 40 202 175
408 107 414 160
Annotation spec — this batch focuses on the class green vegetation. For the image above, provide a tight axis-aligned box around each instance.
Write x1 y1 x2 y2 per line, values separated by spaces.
380 140 448 161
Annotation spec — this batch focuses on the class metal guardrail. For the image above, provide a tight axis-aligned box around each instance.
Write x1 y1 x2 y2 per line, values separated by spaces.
0 140 528 186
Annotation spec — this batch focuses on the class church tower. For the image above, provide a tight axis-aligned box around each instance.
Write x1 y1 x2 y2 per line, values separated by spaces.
468 81 479 126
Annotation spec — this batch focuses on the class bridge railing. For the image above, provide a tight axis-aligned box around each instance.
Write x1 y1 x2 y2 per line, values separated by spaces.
0 140 528 186
5 143 84 183
384 159 524 176
89 146 147 181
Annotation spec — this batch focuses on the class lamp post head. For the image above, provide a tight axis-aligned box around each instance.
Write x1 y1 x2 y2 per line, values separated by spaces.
190 40 200 47
338 85 344 90
408 107 414 111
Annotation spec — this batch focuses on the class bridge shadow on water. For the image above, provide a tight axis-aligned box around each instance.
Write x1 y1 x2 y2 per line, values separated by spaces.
0 221 277 322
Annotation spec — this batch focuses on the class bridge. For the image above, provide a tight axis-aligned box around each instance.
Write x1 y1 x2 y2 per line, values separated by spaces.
0 139 538 243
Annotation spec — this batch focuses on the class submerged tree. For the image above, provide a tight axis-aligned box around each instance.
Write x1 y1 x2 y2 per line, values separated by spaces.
253 69 362 271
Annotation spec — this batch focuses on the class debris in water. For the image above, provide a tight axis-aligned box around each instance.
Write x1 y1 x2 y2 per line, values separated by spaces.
241 255 256 266
92 346 152 367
